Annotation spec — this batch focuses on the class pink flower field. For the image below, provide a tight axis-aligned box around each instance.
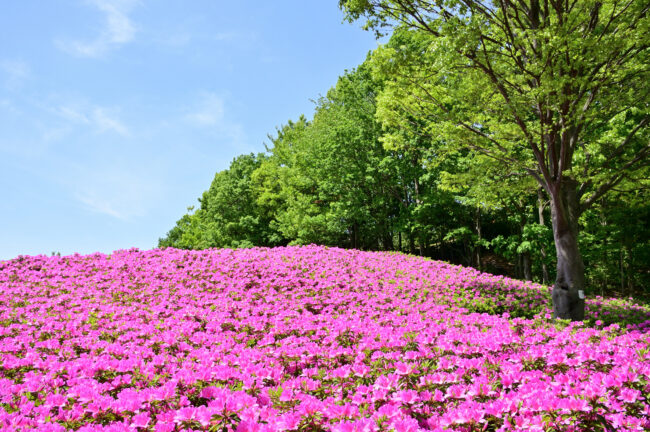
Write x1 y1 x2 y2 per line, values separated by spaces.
1 246 649 431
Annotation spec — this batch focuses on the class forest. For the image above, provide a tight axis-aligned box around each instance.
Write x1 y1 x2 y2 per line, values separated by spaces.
160 1 649 304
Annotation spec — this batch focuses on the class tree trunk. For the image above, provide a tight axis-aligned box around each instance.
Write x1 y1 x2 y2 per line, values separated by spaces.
515 253 522 279
517 213 531 280
475 207 482 271
600 201 607 297
550 178 585 321
408 232 416 255
413 176 424 256
537 188 550 284
522 252 532 281
418 235 425 256
383 231 393 251
619 246 625 292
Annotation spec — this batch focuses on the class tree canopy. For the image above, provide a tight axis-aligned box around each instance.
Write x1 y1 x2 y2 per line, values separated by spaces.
340 0 649 319
160 2 649 308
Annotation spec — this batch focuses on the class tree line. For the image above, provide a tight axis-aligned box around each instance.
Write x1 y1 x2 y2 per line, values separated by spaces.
161 1 649 309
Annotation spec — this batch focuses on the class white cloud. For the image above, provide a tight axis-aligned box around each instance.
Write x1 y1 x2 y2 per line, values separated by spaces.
55 105 90 124
184 93 225 127
0 98 20 115
1 60 30 90
76 191 129 220
56 0 138 58
52 103 130 136
41 126 72 144
73 166 158 221
155 29 256 51
183 92 248 150
92 107 130 136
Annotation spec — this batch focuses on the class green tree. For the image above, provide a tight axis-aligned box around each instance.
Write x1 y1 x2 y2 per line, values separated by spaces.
341 0 649 320
371 27 545 273
580 183 650 299
258 65 403 249
252 117 311 244
158 208 208 249
159 153 283 249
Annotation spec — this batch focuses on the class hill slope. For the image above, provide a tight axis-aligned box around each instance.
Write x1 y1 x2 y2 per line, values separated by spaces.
1 246 649 431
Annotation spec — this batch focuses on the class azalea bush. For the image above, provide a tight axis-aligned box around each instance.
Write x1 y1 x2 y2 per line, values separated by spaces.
1 246 649 431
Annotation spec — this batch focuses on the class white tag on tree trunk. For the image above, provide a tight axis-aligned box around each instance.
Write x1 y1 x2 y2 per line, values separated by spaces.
578 290 585 299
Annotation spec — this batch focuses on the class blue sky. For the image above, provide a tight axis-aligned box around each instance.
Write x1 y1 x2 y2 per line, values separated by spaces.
0 0 379 259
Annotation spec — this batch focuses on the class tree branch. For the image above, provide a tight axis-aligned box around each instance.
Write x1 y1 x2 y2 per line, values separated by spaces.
581 144 650 212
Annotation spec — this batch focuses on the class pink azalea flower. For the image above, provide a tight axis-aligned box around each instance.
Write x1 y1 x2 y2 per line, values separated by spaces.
391 418 419 432
131 412 150 428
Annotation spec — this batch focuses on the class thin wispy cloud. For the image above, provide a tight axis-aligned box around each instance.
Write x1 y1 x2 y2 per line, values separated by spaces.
41 126 72 145
0 98 20 115
56 0 138 58
55 105 90 124
1 98 131 161
184 93 225 127
72 165 159 221
76 192 128 220
92 107 130 136
155 29 255 50
52 103 130 136
1 59 30 90
183 92 248 150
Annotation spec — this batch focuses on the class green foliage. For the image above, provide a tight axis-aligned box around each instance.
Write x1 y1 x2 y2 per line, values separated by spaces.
161 1 649 302
580 193 650 299
347 1 649 210
255 63 419 250
340 0 649 303
159 153 283 249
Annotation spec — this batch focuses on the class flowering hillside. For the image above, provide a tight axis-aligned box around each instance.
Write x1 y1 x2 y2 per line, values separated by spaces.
1 246 649 431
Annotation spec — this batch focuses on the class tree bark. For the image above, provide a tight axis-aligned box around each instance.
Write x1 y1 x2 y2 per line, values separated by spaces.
408 232 416 255
537 188 550 284
523 252 532 281
352 222 359 250
413 176 424 256
619 246 625 293
475 206 482 271
518 213 532 281
550 178 585 321
383 231 393 251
